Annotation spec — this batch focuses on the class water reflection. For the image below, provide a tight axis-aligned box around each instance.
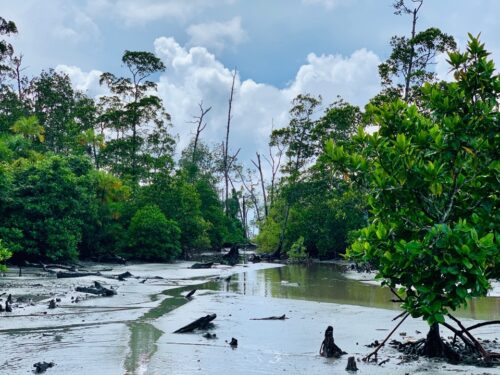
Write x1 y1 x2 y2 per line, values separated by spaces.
207 263 499 321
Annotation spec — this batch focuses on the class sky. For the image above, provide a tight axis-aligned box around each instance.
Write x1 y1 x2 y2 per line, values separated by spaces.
1 0 499 166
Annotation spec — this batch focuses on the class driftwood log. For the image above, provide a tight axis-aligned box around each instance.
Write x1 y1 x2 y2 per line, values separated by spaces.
250 314 287 320
191 262 213 269
174 314 216 333
185 289 196 298
117 271 133 281
320 326 346 358
76 281 116 296
57 271 101 279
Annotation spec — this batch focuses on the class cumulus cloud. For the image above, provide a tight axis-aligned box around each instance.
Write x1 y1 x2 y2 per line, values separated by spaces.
153 36 380 163
55 65 107 97
57 36 381 172
187 17 247 52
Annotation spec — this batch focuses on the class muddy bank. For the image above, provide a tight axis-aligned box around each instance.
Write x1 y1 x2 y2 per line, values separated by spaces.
148 290 499 375
0 261 281 374
1 261 498 374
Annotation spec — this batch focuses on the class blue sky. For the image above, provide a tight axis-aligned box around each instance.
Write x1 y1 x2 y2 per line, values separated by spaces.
1 0 499 162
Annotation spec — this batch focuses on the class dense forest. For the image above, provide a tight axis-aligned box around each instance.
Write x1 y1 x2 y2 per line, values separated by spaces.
0 17 249 264
0 0 498 286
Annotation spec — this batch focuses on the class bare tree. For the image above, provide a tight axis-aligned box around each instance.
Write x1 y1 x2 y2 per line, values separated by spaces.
251 152 268 218
236 166 262 223
263 137 284 209
223 70 237 214
9 54 28 100
190 101 211 164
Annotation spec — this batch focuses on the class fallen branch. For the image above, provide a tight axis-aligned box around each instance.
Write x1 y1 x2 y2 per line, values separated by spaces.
364 313 409 362
174 314 217 333
76 281 116 296
57 271 102 279
250 314 287 320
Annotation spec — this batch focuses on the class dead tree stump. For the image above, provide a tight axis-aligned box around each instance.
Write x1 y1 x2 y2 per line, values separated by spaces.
33 361 55 373
346 356 358 371
319 326 346 358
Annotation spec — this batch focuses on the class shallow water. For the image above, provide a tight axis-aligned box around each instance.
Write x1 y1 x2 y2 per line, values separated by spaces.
204 263 500 321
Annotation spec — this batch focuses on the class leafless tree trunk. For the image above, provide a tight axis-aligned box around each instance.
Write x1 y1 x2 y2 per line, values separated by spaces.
10 54 27 100
251 152 268 218
263 141 283 209
224 70 237 215
190 101 211 163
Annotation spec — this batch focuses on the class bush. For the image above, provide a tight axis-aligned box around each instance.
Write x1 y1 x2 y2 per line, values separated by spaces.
128 204 181 261
287 236 308 263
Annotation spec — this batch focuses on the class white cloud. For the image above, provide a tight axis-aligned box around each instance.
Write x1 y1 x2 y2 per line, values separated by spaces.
153 36 380 164
286 49 381 106
57 36 381 172
86 0 235 25
187 17 247 52
55 65 107 97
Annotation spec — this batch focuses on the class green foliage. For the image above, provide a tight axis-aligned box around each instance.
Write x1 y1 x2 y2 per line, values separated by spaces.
327 35 499 325
287 236 308 263
270 94 321 175
255 213 281 253
128 204 181 261
0 28 244 266
11 116 44 142
259 95 366 259
0 239 12 271
1 155 96 261
0 16 17 78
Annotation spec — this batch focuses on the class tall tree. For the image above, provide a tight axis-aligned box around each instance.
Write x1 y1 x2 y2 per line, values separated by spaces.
99 51 174 184
0 16 17 82
378 0 456 102
270 94 321 176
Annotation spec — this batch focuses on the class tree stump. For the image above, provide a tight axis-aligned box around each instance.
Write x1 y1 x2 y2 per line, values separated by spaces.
222 246 240 266
33 361 55 373
319 326 346 358
346 356 358 371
